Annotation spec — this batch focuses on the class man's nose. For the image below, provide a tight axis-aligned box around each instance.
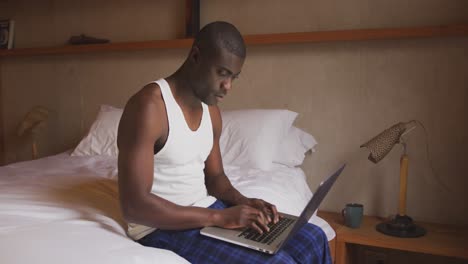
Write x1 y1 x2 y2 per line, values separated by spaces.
222 78 232 91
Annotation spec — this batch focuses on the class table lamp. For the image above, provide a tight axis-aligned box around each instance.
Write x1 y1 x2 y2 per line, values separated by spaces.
16 106 50 159
360 120 426 238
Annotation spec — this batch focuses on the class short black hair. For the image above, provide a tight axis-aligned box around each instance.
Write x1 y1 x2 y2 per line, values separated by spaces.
193 21 246 59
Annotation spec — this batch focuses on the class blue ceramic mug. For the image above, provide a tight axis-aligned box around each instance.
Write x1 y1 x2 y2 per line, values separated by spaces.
342 203 363 228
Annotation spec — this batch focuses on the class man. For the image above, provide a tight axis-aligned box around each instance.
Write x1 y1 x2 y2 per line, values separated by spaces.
117 21 330 263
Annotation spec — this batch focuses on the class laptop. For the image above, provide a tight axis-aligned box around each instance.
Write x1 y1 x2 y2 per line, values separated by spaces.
200 164 346 255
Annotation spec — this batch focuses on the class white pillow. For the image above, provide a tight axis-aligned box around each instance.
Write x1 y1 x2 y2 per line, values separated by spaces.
71 105 123 156
220 109 298 171
273 126 318 167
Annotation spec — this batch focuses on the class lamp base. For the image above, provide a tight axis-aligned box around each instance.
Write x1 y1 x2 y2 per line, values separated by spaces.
376 214 426 238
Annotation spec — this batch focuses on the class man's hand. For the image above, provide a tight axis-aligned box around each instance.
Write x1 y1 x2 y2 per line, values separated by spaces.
243 198 280 225
213 198 280 234
214 204 271 234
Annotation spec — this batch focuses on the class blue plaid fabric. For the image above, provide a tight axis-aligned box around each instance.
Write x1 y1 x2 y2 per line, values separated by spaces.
138 200 331 264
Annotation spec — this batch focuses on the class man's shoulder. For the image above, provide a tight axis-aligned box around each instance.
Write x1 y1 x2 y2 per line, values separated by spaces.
206 105 222 134
207 104 220 116
121 83 167 126
138 82 163 103
118 83 166 140
127 82 164 110
207 105 222 121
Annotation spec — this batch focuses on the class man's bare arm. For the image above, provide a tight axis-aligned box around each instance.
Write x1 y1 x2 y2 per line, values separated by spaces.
117 85 269 232
117 85 221 230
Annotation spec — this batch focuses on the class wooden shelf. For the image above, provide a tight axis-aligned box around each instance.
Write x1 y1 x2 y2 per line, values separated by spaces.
243 24 468 45
1 24 467 57
0 38 194 57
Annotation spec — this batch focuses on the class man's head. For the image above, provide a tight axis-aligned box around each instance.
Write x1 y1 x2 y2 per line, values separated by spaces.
187 21 246 105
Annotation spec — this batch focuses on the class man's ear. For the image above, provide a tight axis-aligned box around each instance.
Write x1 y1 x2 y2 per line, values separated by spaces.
189 45 201 65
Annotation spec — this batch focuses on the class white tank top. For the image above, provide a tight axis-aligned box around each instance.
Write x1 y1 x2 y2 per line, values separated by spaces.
127 78 217 240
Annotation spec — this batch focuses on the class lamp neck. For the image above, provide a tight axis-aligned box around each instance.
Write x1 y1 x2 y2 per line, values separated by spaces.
401 142 407 155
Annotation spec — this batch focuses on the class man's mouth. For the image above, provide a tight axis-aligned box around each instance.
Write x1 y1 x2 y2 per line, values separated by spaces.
215 94 224 102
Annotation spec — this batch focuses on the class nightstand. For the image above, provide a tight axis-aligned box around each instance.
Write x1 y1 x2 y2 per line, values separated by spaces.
317 211 468 264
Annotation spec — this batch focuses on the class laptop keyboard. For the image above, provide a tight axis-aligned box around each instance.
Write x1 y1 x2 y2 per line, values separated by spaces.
238 217 295 245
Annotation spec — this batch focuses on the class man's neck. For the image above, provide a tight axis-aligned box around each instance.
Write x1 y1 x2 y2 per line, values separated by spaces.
166 69 201 110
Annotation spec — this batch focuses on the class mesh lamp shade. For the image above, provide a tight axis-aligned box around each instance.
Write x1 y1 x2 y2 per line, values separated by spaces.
360 122 407 163
360 120 426 238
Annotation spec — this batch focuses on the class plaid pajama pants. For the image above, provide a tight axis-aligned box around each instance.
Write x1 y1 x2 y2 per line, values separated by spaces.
138 200 331 264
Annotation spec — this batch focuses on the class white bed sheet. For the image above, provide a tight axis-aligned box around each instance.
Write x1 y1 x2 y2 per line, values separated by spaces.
0 153 334 264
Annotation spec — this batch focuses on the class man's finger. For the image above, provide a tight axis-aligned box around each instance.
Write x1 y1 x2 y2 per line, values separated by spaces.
250 222 263 234
261 207 272 223
256 212 270 232
266 212 272 223
269 204 280 223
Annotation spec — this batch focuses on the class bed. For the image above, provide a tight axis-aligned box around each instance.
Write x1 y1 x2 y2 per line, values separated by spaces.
0 107 336 264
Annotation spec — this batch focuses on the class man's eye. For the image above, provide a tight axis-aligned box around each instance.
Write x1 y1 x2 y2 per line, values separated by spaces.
218 70 229 77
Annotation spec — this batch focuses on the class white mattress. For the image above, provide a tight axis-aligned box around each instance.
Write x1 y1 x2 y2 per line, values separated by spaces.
0 153 334 264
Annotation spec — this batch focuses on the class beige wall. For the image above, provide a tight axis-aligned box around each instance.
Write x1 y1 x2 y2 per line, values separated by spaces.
1 0 467 226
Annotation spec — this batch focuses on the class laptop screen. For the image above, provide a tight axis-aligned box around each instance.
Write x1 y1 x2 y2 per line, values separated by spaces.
279 164 345 248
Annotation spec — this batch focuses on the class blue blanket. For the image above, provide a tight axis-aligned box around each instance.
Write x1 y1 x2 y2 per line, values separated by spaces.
138 200 331 264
